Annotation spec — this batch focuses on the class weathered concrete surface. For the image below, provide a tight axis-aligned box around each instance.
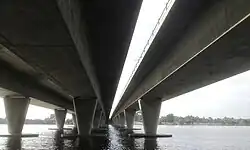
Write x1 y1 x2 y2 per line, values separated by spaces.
4 95 30 135
0 47 73 110
125 108 136 129
54 109 67 130
114 0 250 116
92 109 102 129
99 112 106 127
73 98 97 137
140 99 162 135
112 117 119 125
72 114 77 127
56 0 143 116
116 115 121 126
119 112 126 127
0 0 142 117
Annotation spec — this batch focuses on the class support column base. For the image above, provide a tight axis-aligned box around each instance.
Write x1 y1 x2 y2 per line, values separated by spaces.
128 133 172 138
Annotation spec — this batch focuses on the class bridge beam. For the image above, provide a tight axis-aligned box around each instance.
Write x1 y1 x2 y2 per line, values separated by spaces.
113 0 250 118
54 109 67 130
73 98 97 137
4 95 30 135
140 98 162 135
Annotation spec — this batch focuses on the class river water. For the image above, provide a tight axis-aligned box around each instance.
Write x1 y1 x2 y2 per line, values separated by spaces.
0 124 249 150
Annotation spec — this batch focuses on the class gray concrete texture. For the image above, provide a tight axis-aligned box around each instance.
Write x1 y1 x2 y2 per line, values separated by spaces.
72 114 77 127
140 99 162 135
92 109 102 128
73 98 97 136
54 109 67 130
114 0 250 116
0 0 142 119
119 112 126 127
125 108 136 129
99 112 106 127
4 95 30 135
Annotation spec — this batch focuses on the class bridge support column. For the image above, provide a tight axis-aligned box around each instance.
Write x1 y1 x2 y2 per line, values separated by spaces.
119 112 125 127
112 117 117 125
99 112 106 127
116 115 120 126
125 109 136 129
140 99 162 135
93 109 101 128
115 117 119 125
71 114 78 134
73 98 97 137
72 114 77 127
4 95 30 135
54 109 67 130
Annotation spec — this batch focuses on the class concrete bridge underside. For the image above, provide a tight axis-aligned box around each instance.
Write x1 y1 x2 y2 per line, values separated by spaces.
112 0 250 135
0 0 142 137
0 0 142 115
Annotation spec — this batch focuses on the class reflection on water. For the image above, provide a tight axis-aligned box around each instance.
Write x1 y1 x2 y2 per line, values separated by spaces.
6 137 21 150
0 125 250 149
144 139 158 150
54 130 64 149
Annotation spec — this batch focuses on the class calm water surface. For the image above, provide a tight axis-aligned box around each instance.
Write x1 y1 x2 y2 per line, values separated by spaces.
0 124 249 150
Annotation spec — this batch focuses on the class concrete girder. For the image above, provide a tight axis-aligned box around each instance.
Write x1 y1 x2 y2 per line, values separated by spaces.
114 0 250 116
56 0 143 117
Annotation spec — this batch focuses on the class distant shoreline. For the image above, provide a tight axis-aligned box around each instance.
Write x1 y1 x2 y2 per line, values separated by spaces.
134 122 250 126
0 116 73 125
0 124 249 127
0 123 73 125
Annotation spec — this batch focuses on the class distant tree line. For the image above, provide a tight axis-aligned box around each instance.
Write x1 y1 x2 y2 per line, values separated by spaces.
1 112 249 126
0 114 74 125
134 112 250 126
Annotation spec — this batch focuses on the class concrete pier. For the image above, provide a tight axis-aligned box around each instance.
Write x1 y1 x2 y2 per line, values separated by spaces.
115 117 119 125
54 109 67 130
125 109 136 129
73 98 97 137
72 114 77 127
116 115 120 126
4 95 30 135
93 109 101 128
119 112 125 127
140 99 162 135
112 117 118 126
114 117 119 125
99 112 106 127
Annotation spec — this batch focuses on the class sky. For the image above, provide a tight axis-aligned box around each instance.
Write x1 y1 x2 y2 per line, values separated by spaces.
0 0 249 120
